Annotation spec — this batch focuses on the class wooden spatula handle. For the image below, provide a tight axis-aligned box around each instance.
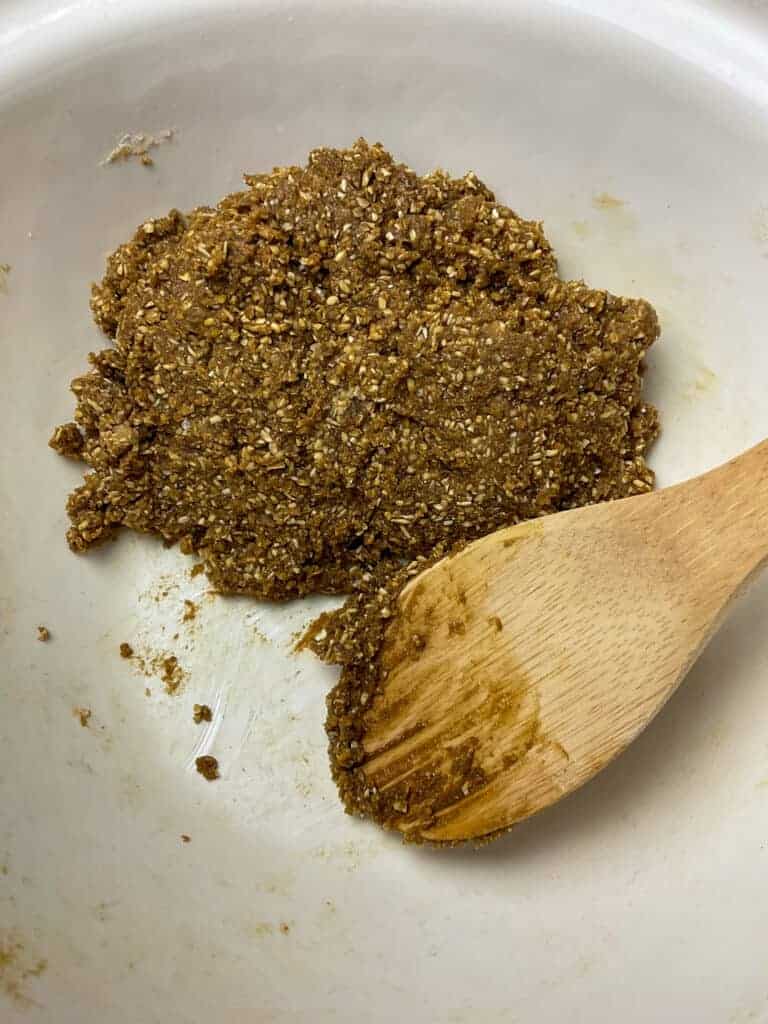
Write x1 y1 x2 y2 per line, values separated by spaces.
652 438 768 598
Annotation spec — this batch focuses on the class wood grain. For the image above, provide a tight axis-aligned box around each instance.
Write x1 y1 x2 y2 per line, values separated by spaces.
360 440 768 842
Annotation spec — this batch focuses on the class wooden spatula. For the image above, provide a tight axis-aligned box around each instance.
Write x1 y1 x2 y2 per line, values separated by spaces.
355 440 768 843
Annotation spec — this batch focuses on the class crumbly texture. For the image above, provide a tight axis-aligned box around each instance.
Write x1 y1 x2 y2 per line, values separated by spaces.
120 643 185 693
193 703 212 724
309 557 441 832
161 655 182 694
195 755 219 781
50 139 658 601
36 626 50 642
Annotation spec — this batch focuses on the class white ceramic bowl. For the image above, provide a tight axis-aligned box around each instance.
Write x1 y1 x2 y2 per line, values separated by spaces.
2 2 768 1021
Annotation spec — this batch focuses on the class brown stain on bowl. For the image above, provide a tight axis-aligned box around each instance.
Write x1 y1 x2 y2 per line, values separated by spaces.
572 195 637 248
0 931 47 1009
592 192 626 209
683 365 718 399
248 922 274 937
72 707 92 728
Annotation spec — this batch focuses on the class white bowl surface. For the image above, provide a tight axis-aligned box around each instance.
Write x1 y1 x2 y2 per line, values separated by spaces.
2 2 768 1021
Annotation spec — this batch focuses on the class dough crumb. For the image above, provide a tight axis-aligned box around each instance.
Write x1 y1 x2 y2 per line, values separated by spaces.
48 422 84 458
161 655 183 694
193 703 212 724
119 642 133 658
195 755 219 781
36 626 50 642
73 707 92 728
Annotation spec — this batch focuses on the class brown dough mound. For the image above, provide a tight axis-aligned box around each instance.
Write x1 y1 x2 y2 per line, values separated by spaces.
51 140 658 600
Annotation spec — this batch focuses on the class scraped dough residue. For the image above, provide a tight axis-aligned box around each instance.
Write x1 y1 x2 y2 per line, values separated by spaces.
100 129 175 167
592 192 627 210
0 931 47 1009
